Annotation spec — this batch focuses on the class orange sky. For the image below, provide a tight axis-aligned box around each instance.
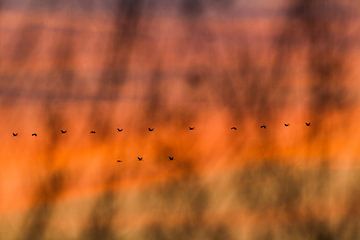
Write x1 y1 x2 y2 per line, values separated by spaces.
0 2 360 238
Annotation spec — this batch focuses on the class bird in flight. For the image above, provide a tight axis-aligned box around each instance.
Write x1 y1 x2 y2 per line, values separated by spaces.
117 160 123 163
305 122 311 126
117 128 123 132
90 130 96 134
284 123 290 127
32 133 37 137
231 127 237 130
12 132 18 137
189 127 195 130
168 156 174 160
60 129 67 134
260 125 266 129
138 156 143 161
148 128 154 132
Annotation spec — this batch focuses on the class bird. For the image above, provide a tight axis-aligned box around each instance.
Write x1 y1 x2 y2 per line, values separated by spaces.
260 125 266 129
32 133 37 137
148 128 154 132
60 129 67 134
138 156 143 161
90 130 96 134
117 160 123 163
117 128 123 132
231 127 237 130
189 127 195 130
305 122 311 126
168 156 174 160
12 132 18 137
284 123 290 127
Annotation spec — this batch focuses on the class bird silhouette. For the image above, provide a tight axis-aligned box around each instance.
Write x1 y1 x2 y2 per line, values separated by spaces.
168 156 174 160
60 130 67 134
12 133 18 137
117 128 123 132
32 133 37 137
138 156 143 161
260 125 266 129
305 122 311 126
117 160 123 163
189 127 195 130
231 127 237 130
148 128 154 132
90 130 96 134
284 123 290 127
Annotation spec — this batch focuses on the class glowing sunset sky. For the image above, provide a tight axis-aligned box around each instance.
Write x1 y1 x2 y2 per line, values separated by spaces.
0 0 360 239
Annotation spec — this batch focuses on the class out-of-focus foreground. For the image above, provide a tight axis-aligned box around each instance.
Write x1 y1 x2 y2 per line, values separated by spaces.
0 0 360 239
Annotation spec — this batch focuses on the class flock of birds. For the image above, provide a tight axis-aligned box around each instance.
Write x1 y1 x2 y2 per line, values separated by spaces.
8 122 312 163
9 122 312 137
